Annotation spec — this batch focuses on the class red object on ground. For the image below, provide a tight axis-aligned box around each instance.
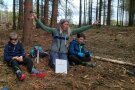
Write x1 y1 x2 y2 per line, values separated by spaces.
31 73 46 78
20 74 26 81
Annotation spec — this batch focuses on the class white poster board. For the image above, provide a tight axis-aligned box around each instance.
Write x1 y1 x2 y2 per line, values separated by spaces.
55 59 67 74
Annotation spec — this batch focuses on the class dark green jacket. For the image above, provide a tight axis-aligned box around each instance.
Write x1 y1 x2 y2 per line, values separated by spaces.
36 19 92 53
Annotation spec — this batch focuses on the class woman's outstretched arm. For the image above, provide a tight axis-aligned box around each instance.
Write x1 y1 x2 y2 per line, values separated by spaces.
70 20 99 35
36 19 55 33
71 25 92 35
31 13 55 33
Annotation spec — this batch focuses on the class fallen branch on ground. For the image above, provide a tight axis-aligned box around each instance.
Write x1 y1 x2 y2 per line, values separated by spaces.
92 56 135 67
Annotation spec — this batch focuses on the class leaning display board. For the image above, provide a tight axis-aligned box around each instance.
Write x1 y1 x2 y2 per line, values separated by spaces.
55 59 67 74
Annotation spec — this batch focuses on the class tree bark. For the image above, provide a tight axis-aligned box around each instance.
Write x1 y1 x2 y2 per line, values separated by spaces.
107 0 112 26
18 0 23 30
121 0 124 26
23 0 33 46
88 0 91 25
116 0 119 26
128 0 134 26
50 0 58 28
65 0 68 19
37 0 39 19
79 0 82 27
13 0 16 29
99 0 102 25
90 0 93 25
83 0 86 25
96 0 98 20
41 0 44 19
103 0 106 25
44 0 49 25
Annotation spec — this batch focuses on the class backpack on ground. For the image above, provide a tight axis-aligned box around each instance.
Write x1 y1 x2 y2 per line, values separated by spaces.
29 45 49 58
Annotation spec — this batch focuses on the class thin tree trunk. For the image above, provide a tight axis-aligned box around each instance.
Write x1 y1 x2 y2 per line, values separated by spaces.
13 0 16 29
134 0 135 25
86 0 88 24
99 0 102 25
79 0 82 27
88 0 90 24
90 0 93 25
107 0 111 26
50 0 58 27
37 0 39 19
125 11 128 26
18 0 23 30
23 0 33 45
128 0 134 26
36 0 40 28
103 0 106 25
116 0 119 26
122 0 124 26
96 0 98 20
83 0 86 24
41 0 44 19
120 1 122 26
65 0 68 19
44 0 49 25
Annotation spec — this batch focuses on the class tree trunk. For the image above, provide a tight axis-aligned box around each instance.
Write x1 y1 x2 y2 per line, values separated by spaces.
133 0 135 25
103 0 106 25
116 0 119 26
83 0 86 24
65 0 68 19
121 0 124 26
99 0 102 25
13 0 16 29
86 0 88 24
44 0 49 25
79 0 82 27
107 0 111 26
18 0 23 30
96 0 98 20
23 0 33 46
90 0 93 25
50 0 58 28
128 0 134 26
41 0 44 19
37 0 39 19
36 0 40 28
88 0 91 25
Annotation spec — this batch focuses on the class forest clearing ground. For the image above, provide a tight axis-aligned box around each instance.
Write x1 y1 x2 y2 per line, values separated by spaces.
0 27 135 90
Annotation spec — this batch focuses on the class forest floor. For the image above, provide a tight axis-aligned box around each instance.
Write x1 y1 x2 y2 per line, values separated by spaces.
0 26 135 90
